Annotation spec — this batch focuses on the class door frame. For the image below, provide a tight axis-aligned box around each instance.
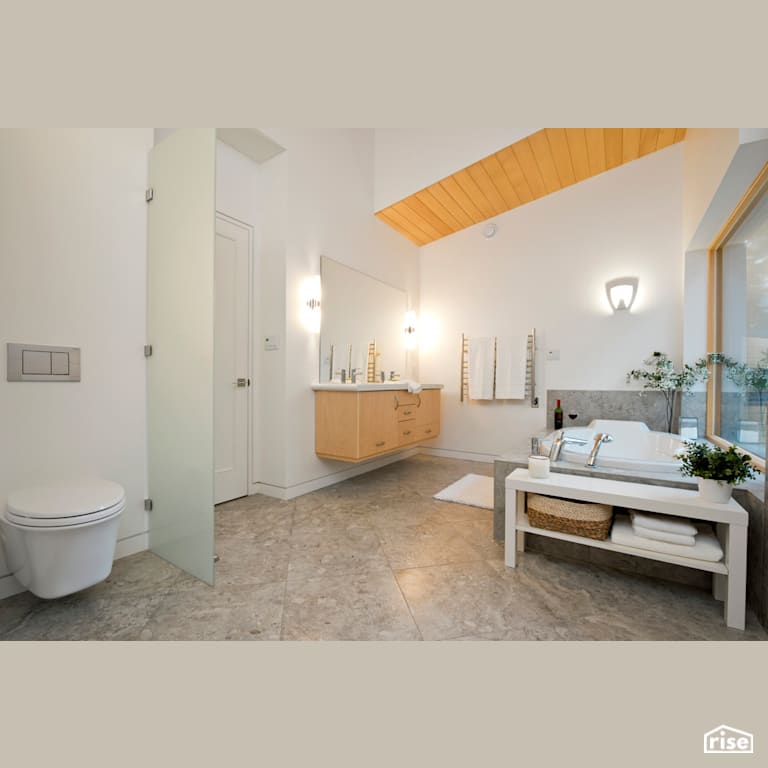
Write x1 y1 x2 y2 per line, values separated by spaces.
215 210 254 499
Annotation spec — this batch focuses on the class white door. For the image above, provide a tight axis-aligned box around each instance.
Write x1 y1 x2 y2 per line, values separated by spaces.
214 215 251 504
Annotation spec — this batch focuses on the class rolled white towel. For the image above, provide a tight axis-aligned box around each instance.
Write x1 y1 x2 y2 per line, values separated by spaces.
406 380 423 394
611 515 723 562
632 523 696 547
630 510 697 537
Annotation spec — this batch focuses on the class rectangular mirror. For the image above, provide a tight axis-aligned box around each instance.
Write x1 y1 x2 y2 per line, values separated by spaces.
319 256 408 382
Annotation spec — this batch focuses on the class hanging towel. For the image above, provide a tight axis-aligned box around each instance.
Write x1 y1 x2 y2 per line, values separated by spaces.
611 515 723 562
494 335 528 400
631 524 696 547
468 337 494 400
630 510 697 537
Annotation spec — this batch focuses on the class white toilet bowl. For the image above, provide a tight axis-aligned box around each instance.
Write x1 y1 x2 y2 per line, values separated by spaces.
0 479 125 599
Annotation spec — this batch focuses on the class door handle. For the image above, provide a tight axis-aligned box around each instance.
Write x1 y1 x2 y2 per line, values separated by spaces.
235 378 250 387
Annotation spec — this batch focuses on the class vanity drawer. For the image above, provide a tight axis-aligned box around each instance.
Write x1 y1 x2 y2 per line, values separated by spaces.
397 404 418 421
393 393 420 410
359 433 398 457
398 419 417 445
416 422 439 441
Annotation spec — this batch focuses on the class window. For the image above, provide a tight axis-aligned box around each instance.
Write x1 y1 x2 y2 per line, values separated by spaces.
708 163 768 466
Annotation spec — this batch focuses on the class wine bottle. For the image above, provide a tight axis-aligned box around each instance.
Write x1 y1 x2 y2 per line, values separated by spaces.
554 399 563 430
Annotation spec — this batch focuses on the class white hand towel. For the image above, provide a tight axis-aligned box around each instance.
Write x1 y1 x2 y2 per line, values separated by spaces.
630 510 697 537
494 335 527 400
468 337 494 400
631 524 696 547
611 515 723 562
406 380 423 394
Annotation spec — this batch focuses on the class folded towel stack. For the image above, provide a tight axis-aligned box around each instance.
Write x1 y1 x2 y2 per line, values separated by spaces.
611 512 723 562
630 511 697 546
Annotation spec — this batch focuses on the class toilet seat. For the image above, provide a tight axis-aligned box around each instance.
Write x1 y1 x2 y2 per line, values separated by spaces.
5 479 126 529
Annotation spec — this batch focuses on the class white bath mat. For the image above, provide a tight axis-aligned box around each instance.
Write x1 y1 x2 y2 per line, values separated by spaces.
433 474 494 509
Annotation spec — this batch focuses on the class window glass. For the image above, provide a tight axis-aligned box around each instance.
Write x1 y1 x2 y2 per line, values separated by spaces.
718 187 768 458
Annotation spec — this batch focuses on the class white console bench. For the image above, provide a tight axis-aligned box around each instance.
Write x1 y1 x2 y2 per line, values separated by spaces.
504 468 749 630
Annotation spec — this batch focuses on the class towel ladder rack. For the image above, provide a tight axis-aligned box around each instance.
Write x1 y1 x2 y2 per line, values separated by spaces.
460 329 538 407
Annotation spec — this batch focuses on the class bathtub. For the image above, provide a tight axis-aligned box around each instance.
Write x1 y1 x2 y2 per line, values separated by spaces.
540 419 685 474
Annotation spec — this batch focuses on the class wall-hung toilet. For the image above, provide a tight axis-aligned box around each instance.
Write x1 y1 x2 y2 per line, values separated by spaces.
0 479 125 599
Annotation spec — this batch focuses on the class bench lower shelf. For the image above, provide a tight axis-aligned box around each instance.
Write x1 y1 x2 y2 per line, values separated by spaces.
518 512 728 575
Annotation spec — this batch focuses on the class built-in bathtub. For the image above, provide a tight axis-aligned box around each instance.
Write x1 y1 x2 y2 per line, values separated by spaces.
540 419 685 474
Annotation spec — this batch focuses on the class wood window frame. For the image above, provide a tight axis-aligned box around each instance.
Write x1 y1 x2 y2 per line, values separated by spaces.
706 160 768 472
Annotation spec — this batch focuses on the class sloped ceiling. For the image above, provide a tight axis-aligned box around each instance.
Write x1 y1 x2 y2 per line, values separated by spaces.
375 128 687 246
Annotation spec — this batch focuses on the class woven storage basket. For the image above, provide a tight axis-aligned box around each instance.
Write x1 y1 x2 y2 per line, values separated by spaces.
526 493 613 541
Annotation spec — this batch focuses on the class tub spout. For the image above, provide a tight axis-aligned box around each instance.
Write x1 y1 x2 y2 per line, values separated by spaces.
548 430 589 461
586 433 613 467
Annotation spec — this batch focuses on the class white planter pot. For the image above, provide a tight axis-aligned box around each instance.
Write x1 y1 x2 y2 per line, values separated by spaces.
697 478 733 504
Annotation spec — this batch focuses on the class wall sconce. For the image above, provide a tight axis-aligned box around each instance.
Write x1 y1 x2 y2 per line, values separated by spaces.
301 275 322 333
404 310 417 350
605 277 638 312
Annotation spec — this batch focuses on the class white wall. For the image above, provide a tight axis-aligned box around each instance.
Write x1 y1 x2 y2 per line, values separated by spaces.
0 129 153 596
682 129 740 251
373 129 539 211
256 129 422 495
684 129 768 251
418 144 684 460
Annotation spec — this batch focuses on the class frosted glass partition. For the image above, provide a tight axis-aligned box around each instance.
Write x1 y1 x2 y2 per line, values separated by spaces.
319 256 408 382
147 128 216 584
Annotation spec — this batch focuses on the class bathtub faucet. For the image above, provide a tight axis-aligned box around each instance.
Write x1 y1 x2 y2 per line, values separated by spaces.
548 430 589 461
586 433 613 467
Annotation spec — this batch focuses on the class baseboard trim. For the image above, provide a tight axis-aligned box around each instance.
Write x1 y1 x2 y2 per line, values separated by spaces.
251 449 420 500
115 531 148 559
418 446 497 463
0 572 23 600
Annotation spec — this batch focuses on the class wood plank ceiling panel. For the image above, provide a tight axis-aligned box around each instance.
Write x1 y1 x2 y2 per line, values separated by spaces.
565 128 590 183
376 128 687 246
495 146 534 204
545 128 576 187
585 129 607 176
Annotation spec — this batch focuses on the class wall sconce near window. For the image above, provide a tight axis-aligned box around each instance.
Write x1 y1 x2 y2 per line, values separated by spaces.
301 275 322 333
605 276 639 312
404 310 417 350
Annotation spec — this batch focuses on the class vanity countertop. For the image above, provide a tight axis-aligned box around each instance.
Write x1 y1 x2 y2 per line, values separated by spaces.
312 382 444 392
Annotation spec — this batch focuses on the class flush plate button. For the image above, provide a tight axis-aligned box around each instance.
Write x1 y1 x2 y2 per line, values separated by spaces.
7 343 81 382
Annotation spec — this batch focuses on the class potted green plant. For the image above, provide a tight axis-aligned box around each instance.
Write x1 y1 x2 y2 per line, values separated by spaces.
679 441 758 503
626 352 709 434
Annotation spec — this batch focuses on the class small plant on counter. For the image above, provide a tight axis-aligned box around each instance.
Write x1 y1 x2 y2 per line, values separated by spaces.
679 442 757 484
625 352 709 433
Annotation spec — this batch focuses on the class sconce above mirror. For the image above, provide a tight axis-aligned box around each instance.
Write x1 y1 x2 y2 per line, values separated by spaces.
319 256 410 382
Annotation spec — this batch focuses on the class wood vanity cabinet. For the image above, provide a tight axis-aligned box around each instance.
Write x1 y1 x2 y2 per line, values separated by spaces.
314 388 441 462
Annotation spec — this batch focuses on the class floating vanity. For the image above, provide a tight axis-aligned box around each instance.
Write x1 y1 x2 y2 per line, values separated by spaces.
312 383 443 462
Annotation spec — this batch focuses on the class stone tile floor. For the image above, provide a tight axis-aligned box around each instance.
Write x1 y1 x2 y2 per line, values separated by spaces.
1 455 766 641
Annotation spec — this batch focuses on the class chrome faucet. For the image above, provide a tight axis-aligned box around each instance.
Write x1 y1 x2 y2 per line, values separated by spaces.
586 433 613 467
548 430 588 461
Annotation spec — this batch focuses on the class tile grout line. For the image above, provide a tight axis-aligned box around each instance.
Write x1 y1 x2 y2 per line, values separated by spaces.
372 520 425 641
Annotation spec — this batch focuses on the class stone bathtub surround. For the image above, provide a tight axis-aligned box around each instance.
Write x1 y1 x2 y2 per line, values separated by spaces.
546 390 682 433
